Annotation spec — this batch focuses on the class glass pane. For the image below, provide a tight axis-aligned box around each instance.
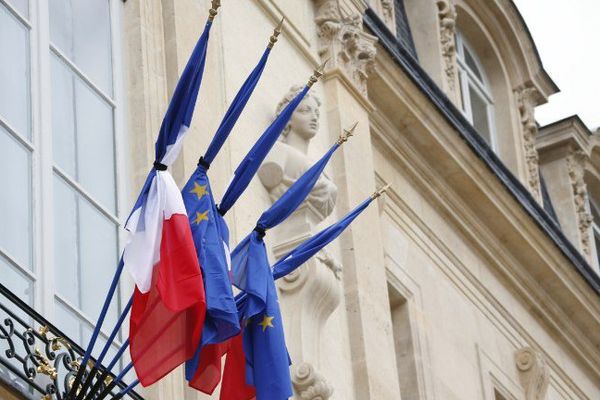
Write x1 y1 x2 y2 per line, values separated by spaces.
0 5 30 138
51 55 77 177
51 56 116 212
75 79 116 212
0 127 32 268
464 45 483 83
82 327 123 371
49 0 113 95
0 256 33 307
469 85 492 145
53 175 79 306
54 300 82 345
6 0 28 18
79 199 119 328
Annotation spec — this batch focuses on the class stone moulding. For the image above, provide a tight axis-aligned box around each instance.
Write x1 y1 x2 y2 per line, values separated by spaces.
515 86 543 203
566 148 594 256
515 347 550 400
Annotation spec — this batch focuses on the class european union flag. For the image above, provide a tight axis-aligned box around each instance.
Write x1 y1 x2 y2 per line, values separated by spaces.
225 141 344 400
182 25 280 392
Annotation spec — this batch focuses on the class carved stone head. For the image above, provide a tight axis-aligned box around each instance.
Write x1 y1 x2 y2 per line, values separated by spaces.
276 85 322 141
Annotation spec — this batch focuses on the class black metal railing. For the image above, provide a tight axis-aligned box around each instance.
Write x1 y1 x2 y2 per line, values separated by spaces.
0 283 143 400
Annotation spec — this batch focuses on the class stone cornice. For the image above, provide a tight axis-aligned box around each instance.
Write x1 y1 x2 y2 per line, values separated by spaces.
365 8 600 381
537 115 593 158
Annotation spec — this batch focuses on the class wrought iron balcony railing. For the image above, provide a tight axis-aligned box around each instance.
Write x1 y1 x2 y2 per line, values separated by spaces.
0 283 143 400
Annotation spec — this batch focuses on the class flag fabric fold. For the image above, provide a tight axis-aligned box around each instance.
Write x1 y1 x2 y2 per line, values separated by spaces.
187 83 315 393
219 143 342 400
179 42 277 393
272 196 372 279
123 19 215 387
217 85 311 215
196 193 376 399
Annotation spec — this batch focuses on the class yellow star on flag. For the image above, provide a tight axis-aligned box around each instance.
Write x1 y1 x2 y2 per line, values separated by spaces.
258 315 274 332
189 182 208 199
193 210 209 225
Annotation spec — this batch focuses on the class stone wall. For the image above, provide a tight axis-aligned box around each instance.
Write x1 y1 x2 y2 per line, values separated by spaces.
120 1 600 399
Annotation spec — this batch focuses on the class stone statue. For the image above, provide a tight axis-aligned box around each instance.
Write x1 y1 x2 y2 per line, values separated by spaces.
258 85 338 219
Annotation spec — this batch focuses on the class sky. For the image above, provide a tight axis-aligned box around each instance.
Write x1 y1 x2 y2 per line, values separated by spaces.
512 0 599 131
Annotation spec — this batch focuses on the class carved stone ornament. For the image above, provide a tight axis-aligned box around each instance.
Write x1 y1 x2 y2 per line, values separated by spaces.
292 362 334 400
514 347 550 400
516 86 542 202
314 0 377 94
381 0 394 24
566 148 594 255
436 0 458 92
316 248 342 280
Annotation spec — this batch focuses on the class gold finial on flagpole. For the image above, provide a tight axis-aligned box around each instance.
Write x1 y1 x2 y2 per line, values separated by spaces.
208 0 221 21
268 18 285 48
307 58 329 87
337 121 359 144
371 184 390 199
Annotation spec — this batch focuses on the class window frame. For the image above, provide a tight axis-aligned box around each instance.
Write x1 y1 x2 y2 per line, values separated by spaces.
456 31 497 150
0 0 128 359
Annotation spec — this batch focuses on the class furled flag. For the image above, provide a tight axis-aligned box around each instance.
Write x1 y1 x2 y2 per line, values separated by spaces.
221 129 354 400
223 183 388 400
186 62 327 394
122 2 221 387
180 20 283 389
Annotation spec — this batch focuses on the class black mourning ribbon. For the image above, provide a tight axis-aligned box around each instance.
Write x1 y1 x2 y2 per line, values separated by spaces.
153 161 168 171
197 156 210 170
253 225 266 239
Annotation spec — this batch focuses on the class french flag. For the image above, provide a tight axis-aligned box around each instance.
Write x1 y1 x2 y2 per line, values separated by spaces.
121 17 216 386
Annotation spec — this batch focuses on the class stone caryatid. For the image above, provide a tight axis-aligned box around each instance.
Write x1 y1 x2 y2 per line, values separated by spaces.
258 85 338 221
258 86 343 399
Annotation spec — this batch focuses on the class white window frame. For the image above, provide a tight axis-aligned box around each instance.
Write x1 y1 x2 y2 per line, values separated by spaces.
587 197 600 274
456 31 497 150
0 0 128 356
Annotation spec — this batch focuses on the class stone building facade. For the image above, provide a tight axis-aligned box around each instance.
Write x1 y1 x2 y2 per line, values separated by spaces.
1 0 599 399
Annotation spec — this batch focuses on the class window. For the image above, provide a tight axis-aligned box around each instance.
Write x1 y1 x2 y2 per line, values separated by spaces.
0 0 125 366
388 282 421 399
456 32 496 148
589 198 600 272
494 389 508 400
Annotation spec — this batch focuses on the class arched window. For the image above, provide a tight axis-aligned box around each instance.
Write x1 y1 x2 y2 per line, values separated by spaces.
456 32 496 148
589 196 600 272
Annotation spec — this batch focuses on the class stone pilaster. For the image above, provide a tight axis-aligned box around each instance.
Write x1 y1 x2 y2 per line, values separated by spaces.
537 117 595 265
515 86 543 203
566 149 594 257
312 1 401 398
436 0 461 105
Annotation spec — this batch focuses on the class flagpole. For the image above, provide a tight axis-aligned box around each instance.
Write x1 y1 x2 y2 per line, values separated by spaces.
83 339 130 400
73 296 133 400
112 379 140 400
65 258 125 400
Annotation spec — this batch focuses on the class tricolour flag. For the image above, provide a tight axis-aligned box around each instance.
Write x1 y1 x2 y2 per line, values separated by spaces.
123 13 218 386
